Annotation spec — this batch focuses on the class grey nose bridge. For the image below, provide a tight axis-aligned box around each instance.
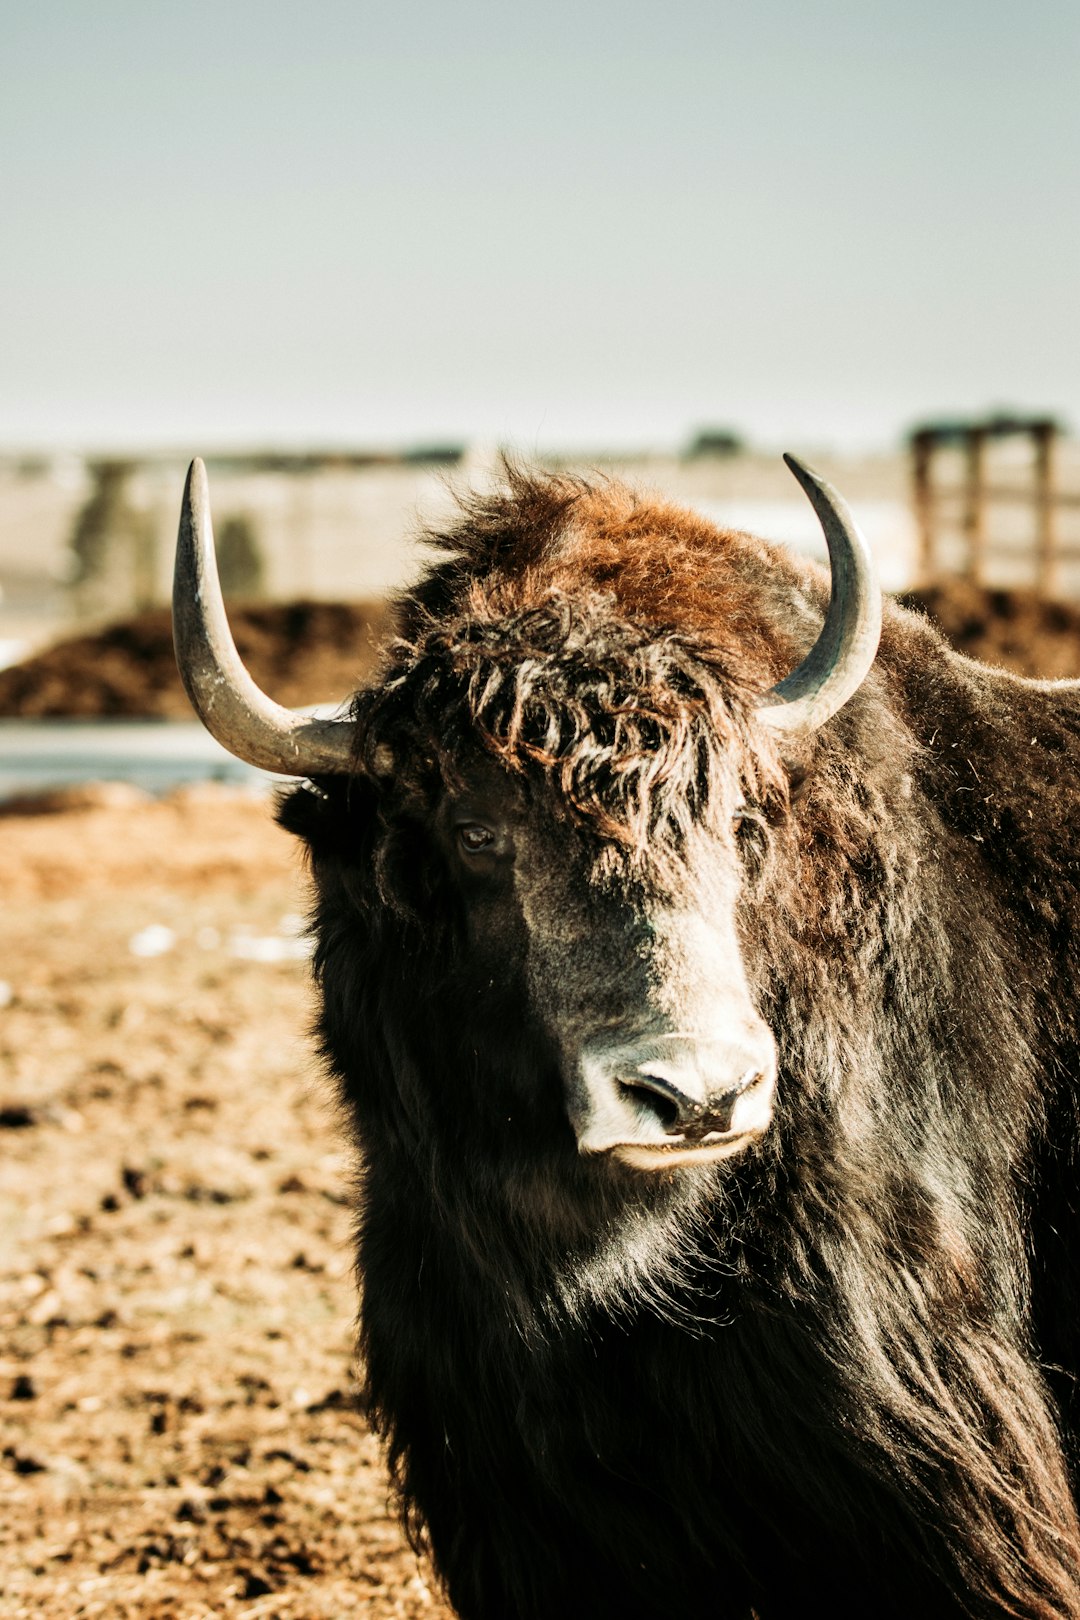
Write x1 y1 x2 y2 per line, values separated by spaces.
527 894 772 1143
619 1031 756 1087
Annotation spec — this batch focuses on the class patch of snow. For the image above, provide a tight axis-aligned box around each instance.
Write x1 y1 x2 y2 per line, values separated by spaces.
128 924 177 958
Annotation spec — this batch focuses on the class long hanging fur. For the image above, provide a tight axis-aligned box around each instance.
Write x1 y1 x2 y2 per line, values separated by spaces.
280 466 1080 1619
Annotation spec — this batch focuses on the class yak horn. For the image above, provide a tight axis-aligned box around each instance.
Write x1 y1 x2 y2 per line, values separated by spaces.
172 459 357 775
756 454 882 735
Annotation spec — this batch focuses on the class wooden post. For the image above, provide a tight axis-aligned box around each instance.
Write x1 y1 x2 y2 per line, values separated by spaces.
962 427 987 584
1033 419 1058 597
911 429 936 582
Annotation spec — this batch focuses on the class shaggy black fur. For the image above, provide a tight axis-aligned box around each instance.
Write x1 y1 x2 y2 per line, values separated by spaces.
279 468 1080 1618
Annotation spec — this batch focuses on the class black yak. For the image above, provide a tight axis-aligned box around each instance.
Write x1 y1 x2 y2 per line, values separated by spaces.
173 455 1080 1618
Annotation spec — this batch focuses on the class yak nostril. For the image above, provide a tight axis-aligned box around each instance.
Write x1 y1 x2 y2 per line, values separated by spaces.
618 1066 769 1139
617 1076 691 1133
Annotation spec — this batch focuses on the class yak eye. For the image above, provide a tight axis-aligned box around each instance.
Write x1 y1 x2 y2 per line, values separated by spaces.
733 802 763 843
457 823 496 854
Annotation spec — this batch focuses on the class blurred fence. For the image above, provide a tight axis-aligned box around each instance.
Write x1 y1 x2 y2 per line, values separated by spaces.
910 417 1080 596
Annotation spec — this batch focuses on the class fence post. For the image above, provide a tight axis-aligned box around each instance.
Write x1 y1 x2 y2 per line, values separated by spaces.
911 429 936 582
962 427 987 584
1033 420 1058 597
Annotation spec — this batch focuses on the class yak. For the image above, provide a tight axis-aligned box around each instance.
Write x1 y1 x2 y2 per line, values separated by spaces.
173 454 1080 1618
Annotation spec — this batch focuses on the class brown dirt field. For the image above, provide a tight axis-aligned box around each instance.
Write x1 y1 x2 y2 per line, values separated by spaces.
0 785 453 1619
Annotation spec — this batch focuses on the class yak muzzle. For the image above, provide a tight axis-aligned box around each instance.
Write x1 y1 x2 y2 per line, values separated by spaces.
573 1030 777 1170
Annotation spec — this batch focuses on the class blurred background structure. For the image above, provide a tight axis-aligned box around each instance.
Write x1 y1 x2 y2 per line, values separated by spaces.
2 426 1079 651
0 438 924 645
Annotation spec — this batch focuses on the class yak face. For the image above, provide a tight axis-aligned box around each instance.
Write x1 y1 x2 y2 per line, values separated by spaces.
422 754 778 1172
293 590 788 1178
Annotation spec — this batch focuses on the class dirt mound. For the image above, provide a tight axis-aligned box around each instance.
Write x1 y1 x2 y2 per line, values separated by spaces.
6 582 1080 723
899 580 1080 680
0 599 394 719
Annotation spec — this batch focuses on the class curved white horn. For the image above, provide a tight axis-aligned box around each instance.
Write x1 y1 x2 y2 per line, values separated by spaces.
756 454 882 736
172 459 357 775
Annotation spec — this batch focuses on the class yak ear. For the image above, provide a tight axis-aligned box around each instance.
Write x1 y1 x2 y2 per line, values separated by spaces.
787 758 814 804
276 772 383 863
275 779 345 849
769 734 817 808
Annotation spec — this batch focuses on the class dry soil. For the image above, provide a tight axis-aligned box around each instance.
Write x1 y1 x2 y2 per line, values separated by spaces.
0 783 454 1619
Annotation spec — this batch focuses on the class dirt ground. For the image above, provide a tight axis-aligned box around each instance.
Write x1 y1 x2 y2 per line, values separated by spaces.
0 784 454 1619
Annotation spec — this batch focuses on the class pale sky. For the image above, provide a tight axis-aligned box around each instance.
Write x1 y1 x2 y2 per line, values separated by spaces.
2 0 1078 453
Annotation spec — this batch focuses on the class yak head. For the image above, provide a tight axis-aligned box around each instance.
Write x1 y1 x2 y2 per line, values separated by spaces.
325 590 788 1172
172 456 881 1184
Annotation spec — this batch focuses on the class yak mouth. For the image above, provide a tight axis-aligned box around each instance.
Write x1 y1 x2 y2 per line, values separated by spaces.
595 1128 768 1172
